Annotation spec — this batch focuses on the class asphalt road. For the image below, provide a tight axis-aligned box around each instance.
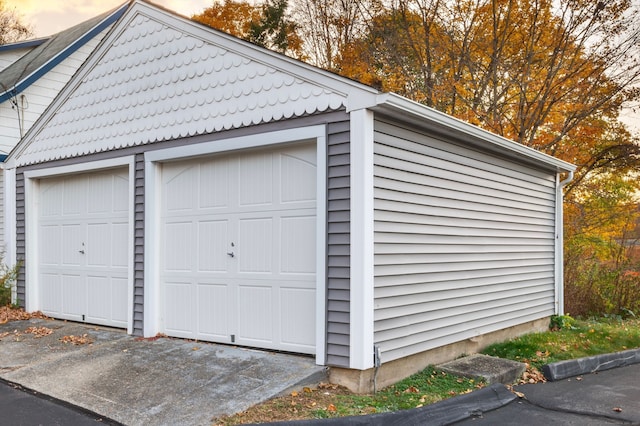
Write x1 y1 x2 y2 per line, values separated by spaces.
0 379 121 426
454 362 640 425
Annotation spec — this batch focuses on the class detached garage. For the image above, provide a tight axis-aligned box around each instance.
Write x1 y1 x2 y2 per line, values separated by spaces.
5 0 575 392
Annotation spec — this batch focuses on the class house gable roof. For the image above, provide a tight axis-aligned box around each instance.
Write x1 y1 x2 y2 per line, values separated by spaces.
0 2 129 103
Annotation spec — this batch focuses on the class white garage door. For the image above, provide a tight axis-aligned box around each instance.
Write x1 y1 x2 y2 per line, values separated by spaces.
160 143 317 354
37 169 129 328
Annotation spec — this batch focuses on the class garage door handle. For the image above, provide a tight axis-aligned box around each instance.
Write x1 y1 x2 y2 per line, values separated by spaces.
227 251 234 258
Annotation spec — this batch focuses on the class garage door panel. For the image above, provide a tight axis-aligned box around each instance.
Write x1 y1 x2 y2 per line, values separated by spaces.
238 285 273 343
281 153 317 203
111 277 129 324
164 165 198 212
86 276 110 320
87 174 114 214
199 159 230 209
112 174 130 213
238 218 273 273
62 178 84 216
87 223 110 267
62 224 83 266
39 182 63 217
197 282 229 338
281 215 316 274
39 225 61 265
198 220 229 272
62 274 85 318
40 274 62 314
164 222 193 271
112 222 129 267
281 287 315 347
164 281 194 336
239 153 273 206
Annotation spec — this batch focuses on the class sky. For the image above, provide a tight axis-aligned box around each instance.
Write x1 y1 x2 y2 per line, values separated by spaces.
5 0 640 134
5 0 212 37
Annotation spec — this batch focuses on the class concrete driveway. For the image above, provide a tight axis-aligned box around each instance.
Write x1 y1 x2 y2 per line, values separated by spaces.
0 318 326 425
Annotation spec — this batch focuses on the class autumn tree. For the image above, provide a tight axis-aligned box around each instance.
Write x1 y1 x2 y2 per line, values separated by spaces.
192 0 303 58
192 0 262 40
335 0 640 316
0 0 32 44
338 0 640 161
291 0 380 70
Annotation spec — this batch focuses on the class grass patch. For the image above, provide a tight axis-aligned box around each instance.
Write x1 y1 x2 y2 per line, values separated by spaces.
214 367 484 425
215 316 640 425
482 317 640 369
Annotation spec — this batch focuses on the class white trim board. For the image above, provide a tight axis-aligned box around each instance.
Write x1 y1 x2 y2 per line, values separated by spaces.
23 156 136 334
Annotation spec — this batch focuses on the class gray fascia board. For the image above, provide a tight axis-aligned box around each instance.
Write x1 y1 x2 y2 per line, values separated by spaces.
373 93 576 173
0 38 49 52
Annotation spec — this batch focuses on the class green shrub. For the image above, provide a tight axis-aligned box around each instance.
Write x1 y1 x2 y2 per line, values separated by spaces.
549 314 575 330
0 258 21 307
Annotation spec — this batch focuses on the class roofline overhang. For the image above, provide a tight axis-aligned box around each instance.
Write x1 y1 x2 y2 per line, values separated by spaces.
0 37 50 52
371 92 576 173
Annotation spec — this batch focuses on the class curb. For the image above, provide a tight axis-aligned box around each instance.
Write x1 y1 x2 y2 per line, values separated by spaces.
263 383 516 426
541 348 640 381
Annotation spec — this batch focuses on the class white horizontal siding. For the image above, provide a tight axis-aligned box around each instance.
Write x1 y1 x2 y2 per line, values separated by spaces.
0 171 4 251
373 120 557 363
0 28 110 154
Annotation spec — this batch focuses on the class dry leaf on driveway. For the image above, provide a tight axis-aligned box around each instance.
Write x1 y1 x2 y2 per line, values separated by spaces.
24 326 54 338
59 334 94 345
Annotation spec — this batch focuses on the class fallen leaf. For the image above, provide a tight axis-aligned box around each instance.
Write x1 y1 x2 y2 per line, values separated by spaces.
303 387 312 393
404 386 419 393
514 391 525 398
327 404 337 412
59 334 94 345
24 326 53 338
290 391 298 397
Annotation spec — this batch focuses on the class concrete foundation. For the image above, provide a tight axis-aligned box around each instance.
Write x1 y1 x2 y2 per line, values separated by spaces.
329 317 550 393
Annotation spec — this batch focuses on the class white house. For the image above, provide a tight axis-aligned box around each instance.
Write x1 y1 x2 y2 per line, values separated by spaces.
0 2 128 254
4 0 575 392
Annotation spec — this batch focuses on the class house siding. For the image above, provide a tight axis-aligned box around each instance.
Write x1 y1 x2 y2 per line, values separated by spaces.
373 119 557 363
15 172 25 307
0 28 110 155
133 154 145 335
326 119 351 367
0 171 4 252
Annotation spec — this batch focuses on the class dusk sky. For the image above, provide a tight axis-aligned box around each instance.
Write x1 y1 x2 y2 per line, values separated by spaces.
6 0 212 37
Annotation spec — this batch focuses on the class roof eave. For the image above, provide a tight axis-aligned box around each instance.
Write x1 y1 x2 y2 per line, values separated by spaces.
372 93 576 173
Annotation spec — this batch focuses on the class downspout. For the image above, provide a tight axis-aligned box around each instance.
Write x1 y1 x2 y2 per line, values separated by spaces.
555 170 574 316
